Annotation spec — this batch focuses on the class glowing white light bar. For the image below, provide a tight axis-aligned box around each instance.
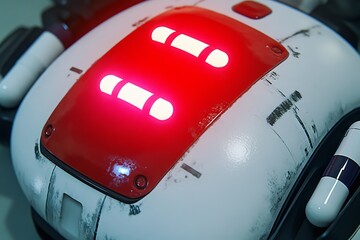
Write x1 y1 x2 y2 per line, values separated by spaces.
151 26 228 68
149 98 174 121
100 75 173 120
171 34 209 57
205 49 229 68
100 75 122 95
118 83 153 110
152 26 176 43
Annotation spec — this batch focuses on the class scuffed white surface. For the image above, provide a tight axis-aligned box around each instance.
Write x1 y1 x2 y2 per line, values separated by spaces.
10 0 360 239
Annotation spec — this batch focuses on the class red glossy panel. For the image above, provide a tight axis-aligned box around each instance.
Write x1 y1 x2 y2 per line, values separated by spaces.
233 1 272 19
41 6 288 201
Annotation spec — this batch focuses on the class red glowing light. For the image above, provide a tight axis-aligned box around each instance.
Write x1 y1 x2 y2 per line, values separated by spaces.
41 6 288 202
100 75 173 120
152 26 229 68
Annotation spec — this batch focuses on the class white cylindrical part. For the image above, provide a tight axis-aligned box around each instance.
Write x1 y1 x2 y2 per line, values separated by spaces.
0 31 64 108
305 177 349 227
335 122 360 165
306 121 360 228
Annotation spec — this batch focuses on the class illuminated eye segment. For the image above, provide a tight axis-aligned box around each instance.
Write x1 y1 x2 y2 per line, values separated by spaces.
151 26 228 68
205 49 229 68
151 26 176 43
100 75 123 95
171 34 209 57
118 83 153 110
100 75 173 120
149 98 174 121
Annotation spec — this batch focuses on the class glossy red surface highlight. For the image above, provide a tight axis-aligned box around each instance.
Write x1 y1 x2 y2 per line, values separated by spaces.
41 6 288 201
233 1 272 19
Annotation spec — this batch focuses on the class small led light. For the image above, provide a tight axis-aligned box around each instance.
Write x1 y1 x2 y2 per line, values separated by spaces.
113 164 131 177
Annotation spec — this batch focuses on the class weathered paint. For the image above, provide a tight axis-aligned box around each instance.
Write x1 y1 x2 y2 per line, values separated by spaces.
46 167 106 239
266 90 302 126
10 0 360 239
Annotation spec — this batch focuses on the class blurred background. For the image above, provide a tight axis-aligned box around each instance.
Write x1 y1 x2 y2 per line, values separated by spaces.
0 1 50 239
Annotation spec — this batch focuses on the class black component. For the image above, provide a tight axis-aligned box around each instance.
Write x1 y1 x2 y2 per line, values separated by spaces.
323 155 360 190
31 208 65 240
42 0 145 47
268 108 360 239
0 107 16 145
0 27 42 77
0 27 43 143
311 0 360 51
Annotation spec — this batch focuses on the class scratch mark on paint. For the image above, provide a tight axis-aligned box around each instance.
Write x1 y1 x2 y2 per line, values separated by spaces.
268 162 303 215
34 142 41 160
70 67 83 74
262 71 280 85
170 0 205 10
93 196 107 240
46 167 59 221
250 217 268 238
311 122 318 135
290 90 302 102
293 109 313 149
276 89 286 98
287 45 301 58
193 0 206 6
129 204 142 216
82 197 104 239
181 163 202 178
266 90 302 126
267 90 314 149
269 72 280 81
279 25 320 43
269 127 295 162
265 79 272 85
132 17 149 27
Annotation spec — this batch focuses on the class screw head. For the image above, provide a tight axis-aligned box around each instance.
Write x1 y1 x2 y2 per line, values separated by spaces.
134 175 148 190
270 45 284 55
44 125 54 137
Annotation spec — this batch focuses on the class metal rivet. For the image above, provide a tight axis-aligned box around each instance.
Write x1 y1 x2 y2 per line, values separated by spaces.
134 175 148 190
270 45 284 55
44 124 54 137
